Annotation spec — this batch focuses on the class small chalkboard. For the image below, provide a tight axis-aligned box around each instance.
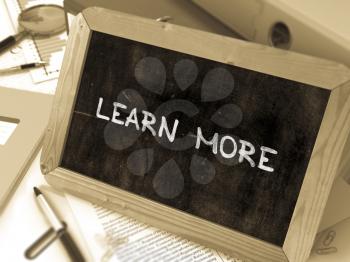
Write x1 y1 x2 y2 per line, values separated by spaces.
41 8 350 262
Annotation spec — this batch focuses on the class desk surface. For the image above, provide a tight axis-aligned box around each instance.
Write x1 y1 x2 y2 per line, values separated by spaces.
0 1 235 261
0 0 349 261
0 152 91 261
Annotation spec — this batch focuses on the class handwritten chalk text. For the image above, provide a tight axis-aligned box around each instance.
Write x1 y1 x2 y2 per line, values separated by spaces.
96 97 278 172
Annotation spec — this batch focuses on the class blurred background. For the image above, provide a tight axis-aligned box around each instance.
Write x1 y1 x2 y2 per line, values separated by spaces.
0 1 349 261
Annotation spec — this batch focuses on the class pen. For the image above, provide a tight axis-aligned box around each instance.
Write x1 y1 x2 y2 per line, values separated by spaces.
0 61 47 74
25 187 85 262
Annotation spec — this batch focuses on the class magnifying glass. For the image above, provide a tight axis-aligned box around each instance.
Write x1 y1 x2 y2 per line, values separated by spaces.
0 4 66 53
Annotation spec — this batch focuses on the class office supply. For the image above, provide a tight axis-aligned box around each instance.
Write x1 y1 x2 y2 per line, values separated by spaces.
26 187 85 261
0 117 18 145
66 193 242 262
66 185 350 262
308 217 350 262
34 187 65 232
0 61 47 74
40 8 350 262
192 0 350 66
59 228 85 262
25 228 64 259
0 86 52 212
0 4 66 54
193 0 350 179
0 152 90 261
192 0 350 179
4 0 67 83
0 0 37 90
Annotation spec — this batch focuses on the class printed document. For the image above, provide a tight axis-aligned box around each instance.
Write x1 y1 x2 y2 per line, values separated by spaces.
66 194 242 262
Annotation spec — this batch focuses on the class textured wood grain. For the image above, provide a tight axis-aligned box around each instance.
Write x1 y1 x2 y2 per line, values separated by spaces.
40 7 350 262
283 80 350 262
338 135 350 182
46 168 287 262
82 7 350 90
41 14 91 173
60 30 330 246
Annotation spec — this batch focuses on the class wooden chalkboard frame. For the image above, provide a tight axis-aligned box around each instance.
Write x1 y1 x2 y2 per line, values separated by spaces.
41 7 350 262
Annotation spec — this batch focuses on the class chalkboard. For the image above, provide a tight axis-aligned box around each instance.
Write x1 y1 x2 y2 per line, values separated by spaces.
61 30 329 246
41 8 350 262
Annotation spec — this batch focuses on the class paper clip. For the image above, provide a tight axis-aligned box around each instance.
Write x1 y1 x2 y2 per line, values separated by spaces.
322 230 336 247
156 16 173 23
316 247 337 255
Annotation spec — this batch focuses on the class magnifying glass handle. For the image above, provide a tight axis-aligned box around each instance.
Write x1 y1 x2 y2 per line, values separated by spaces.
0 31 28 53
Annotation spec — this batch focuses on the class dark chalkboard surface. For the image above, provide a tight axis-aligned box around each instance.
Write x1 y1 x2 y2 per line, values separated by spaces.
61 30 330 246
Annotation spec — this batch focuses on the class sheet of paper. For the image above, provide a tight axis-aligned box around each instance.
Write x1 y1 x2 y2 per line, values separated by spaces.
0 119 18 145
66 194 242 262
4 0 67 84
0 0 59 94
67 192 350 262
0 0 34 90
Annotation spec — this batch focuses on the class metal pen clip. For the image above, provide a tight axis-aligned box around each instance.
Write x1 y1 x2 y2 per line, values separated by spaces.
25 224 66 259
25 187 85 261
156 16 173 23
